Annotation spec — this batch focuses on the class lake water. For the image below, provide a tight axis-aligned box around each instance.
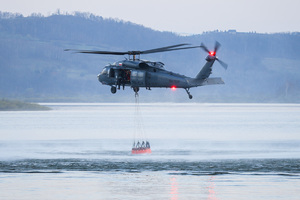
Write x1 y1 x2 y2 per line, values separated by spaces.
0 103 300 199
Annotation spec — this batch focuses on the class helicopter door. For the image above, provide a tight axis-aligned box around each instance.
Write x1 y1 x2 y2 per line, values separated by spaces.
108 68 115 78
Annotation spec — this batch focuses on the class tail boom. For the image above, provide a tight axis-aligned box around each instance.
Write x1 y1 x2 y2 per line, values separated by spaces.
188 77 224 87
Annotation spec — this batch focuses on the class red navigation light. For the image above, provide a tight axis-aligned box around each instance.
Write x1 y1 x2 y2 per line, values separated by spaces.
171 86 176 90
210 51 215 56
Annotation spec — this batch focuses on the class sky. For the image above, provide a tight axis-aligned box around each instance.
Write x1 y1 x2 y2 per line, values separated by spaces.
1 0 300 34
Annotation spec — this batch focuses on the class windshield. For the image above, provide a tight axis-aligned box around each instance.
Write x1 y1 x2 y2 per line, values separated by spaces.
100 67 108 75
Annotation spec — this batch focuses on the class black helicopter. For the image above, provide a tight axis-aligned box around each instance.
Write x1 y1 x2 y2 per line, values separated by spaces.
65 42 227 99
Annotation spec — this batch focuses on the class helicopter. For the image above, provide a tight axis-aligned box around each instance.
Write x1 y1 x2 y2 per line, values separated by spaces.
65 42 227 99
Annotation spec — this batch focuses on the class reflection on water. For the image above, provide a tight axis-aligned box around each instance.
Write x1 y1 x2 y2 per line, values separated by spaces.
207 176 218 200
170 176 178 200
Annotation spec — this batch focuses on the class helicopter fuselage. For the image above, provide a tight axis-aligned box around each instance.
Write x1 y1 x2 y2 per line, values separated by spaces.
97 55 224 99
66 42 227 99
97 60 193 89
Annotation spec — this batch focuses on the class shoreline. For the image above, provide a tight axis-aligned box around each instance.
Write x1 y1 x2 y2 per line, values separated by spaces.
0 99 51 111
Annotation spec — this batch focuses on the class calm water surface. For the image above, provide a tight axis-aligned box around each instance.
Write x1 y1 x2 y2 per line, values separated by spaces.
0 103 300 200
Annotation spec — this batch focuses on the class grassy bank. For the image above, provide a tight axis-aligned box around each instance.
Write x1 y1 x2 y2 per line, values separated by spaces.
0 99 51 111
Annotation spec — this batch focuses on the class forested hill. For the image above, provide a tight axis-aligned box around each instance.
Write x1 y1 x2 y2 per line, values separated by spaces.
0 12 300 102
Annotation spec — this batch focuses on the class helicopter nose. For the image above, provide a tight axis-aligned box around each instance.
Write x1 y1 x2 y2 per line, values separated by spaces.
97 73 108 85
97 74 102 82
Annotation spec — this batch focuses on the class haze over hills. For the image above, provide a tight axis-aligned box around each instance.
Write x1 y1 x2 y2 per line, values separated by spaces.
0 12 299 102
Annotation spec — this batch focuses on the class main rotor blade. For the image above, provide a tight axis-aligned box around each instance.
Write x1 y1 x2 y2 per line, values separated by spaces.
200 43 210 54
141 43 190 54
65 43 198 56
142 45 201 54
64 49 128 55
216 58 228 70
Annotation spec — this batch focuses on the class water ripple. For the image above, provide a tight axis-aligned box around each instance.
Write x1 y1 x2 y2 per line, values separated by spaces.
1 159 300 176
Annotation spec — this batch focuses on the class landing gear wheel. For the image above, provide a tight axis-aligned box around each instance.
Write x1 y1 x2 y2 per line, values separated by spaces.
111 86 117 94
185 88 193 100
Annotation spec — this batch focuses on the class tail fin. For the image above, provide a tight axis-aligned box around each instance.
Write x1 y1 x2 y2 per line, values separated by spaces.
195 58 216 80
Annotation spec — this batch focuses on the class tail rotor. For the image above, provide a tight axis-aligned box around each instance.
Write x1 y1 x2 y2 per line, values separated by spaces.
200 41 228 70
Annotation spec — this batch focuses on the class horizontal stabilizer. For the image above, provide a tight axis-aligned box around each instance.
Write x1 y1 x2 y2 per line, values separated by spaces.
203 77 224 85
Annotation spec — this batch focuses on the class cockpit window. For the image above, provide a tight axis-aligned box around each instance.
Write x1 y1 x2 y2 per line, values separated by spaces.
100 68 108 75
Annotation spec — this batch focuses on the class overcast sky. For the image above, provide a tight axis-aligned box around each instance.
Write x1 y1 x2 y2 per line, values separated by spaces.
1 0 299 34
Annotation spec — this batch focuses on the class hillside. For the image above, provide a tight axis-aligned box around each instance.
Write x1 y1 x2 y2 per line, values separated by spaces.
0 12 300 102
